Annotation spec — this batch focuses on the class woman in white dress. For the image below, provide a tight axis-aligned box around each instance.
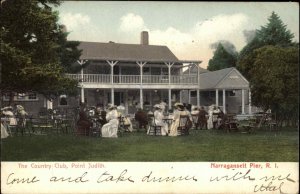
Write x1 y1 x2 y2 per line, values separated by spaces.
16 105 28 127
117 104 133 132
169 103 190 136
159 101 167 114
191 106 199 115
101 104 119 138
147 104 168 136
207 105 216 129
2 106 17 126
1 123 9 139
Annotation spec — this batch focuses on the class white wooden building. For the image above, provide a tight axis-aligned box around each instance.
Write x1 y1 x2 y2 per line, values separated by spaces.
65 31 254 115
181 66 254 114
65 31 203 114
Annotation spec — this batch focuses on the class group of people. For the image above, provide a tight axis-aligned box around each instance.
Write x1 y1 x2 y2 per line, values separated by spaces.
75 101 228 138
76 103 133 138
190 104 225 130
1 104 28 139
133 103 226 136
144 102 192 136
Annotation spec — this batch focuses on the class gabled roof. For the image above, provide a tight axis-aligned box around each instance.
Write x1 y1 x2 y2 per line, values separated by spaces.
183 65 209 74
78 41 179 63
200 67 249 89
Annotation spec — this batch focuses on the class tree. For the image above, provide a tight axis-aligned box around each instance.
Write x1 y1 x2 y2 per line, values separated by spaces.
0 0 81 104
207 43 237 71
57 25 83 73
237 12 298 127
250 45 298 126
237 12 295 79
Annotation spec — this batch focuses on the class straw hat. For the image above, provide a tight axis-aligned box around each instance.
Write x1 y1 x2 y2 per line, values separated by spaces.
1 106 13 111
153 104 162 109
174 102 184 110
192 106 199 111
107 104 117 110
174 102 183 107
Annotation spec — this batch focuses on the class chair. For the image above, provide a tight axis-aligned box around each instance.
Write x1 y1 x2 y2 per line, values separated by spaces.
238 117 256 134
118 116 130 132
177 115 190 136
90 117 101 137
54 118 74 134
191 114 199 130
267 113 278 132
29 117 53 135
222 114 236 132
147 115 162 136
212 113 219 129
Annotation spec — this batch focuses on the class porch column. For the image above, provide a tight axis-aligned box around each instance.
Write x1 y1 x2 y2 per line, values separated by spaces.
125 90 129 115
45 99 52 114
47 99 53 109
197 63 201 107
77 60 88 104
150 90 153 108
197 89 200 107
248 89 252 115
111 88 114 105
137 61 147 109
223 89 226 113
81 86 85 104
107 60 118 105
140 89 143 110
164 62 174 85
242 89 245 114
179 90 183 103
43 98 47 108
80 66 84 103
215 89 219 107
165 62 174 110
188 90 191 104
168 89 171 110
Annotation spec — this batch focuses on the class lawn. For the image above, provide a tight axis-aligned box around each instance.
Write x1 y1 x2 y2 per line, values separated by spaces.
1 128 298 161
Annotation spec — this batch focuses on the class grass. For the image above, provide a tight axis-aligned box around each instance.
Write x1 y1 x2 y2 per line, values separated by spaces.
1 128 298 161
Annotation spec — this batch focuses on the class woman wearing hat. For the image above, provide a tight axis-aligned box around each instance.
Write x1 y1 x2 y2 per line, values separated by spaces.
169 102 191 136
76 104 92 136
117 104 133 132
1 106 17 126
16 104 28 127
101 104 119 138
207 104 219 129
148 104 168 136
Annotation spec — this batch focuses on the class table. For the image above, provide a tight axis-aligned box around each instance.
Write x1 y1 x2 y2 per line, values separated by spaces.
163 116 174 133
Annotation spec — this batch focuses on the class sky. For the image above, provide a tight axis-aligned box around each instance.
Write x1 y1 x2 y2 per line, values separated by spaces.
55 1 299 68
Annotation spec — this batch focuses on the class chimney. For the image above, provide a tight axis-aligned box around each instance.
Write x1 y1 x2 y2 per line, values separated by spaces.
140 31 149 45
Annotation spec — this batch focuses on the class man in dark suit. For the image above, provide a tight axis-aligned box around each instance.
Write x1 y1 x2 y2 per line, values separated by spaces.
198 106 208 130
134 108 148 130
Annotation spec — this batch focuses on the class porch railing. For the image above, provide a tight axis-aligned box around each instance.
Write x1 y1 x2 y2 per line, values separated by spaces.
65 74 198 85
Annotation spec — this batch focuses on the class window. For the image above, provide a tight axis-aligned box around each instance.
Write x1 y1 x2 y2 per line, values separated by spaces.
226 90 236 97
143 67 150 74
151 67 161 75
3 93 10 100
161 68 168 75
59 95 68 106
201 91 209 97
28 93 37 100
209 91 216 97
17 93 26 100
190 91 197 97
2 92 38 101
